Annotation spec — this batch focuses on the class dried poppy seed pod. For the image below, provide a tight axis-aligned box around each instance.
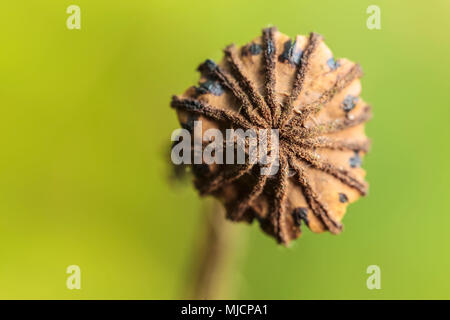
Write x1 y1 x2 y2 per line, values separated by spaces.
171 27 372 245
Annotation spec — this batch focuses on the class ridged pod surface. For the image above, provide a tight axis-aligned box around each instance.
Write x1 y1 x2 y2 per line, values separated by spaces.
171 27 372 245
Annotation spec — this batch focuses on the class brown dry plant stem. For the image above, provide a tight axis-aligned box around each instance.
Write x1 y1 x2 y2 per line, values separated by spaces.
185 199 247 300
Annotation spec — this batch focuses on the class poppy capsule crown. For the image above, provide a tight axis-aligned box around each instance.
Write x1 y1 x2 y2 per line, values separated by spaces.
171 27 372 245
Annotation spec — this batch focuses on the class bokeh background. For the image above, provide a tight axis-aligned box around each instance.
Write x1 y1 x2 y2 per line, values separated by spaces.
1 0 449 299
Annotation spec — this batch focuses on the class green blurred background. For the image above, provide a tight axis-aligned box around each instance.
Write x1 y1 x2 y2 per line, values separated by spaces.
1 0 449 299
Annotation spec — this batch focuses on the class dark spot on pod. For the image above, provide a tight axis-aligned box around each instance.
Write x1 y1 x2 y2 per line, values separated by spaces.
197 59 217 75
291 50 302 66
292 207 309 227
342 95 359 112
181 114 199 132
203 59 217 71
327 57 340 70
349 151 362 168
184 99 205 111
249 43 262 55
279 40 302 66
279 41 291 62
192 163 210 177
267 39 275 56
339 193 348 203
196 80 224 96
243 43 262 56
